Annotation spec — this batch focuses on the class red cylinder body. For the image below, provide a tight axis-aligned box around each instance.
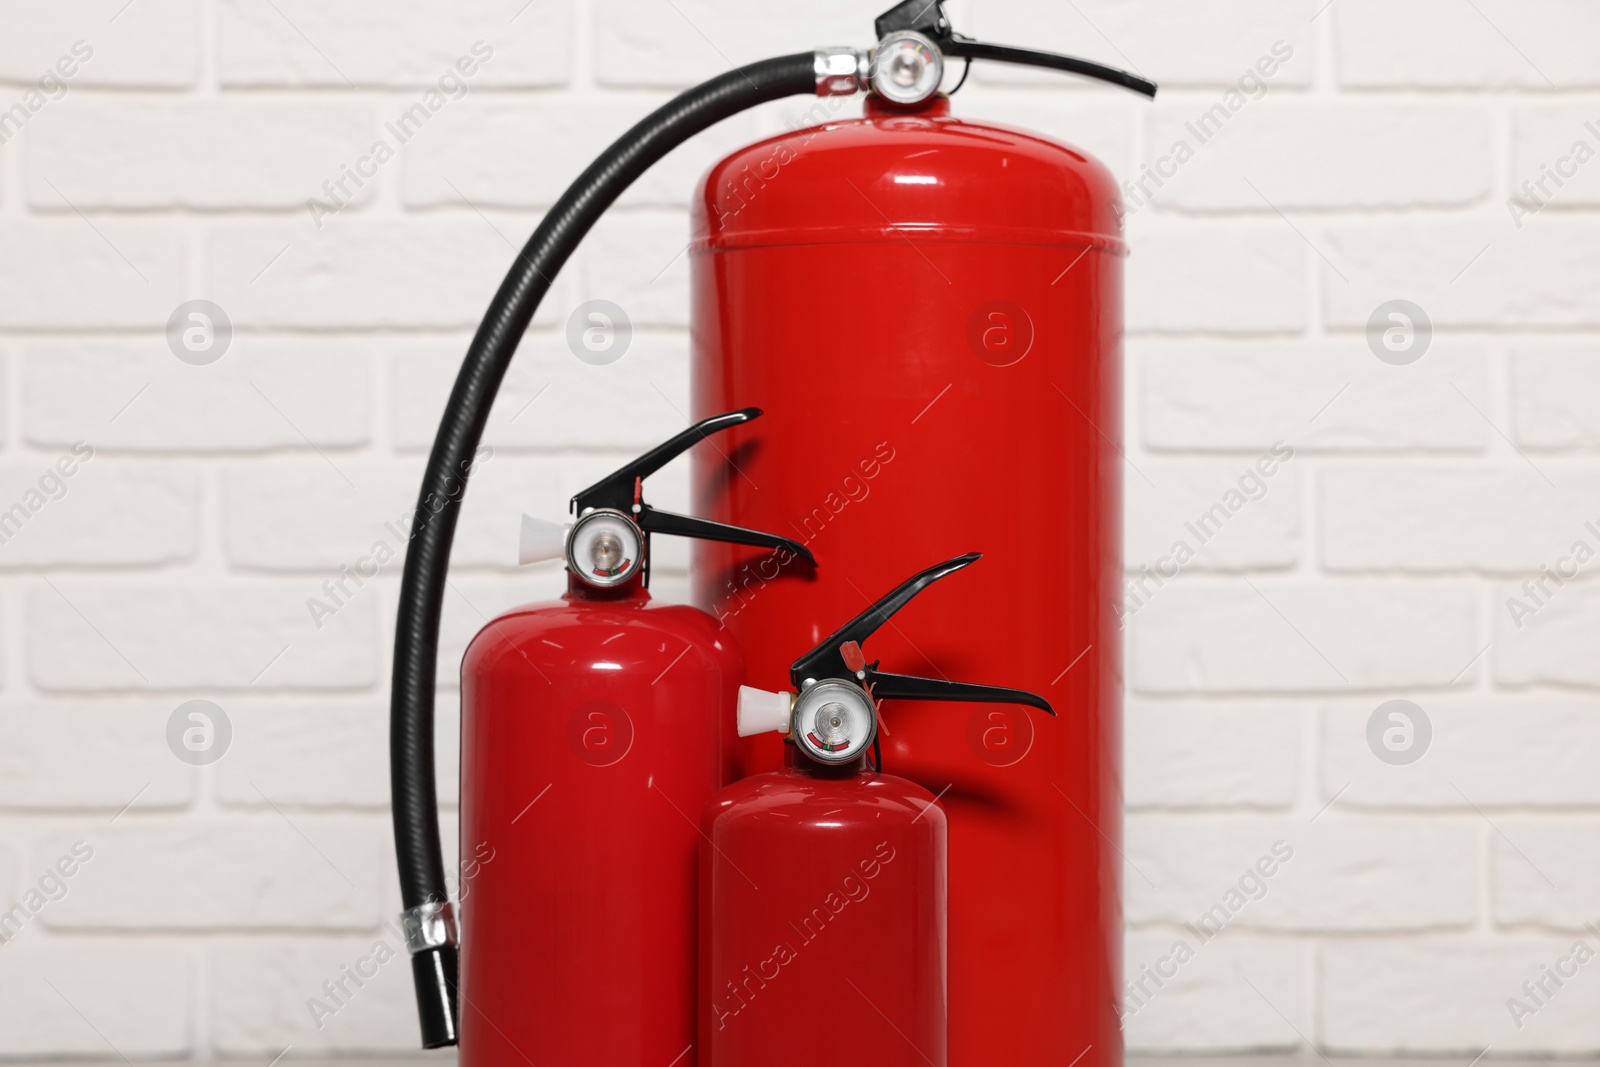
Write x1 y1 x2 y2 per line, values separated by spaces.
689 97 1124 1064
459 576 743 1067
700 747 947 1067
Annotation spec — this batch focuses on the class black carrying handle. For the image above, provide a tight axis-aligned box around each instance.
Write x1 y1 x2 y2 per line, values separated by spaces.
940 40 1157 98
791 553 979 684
869 669 1055 715
641 508 815 567
874 0 1158 99
572 407 756 514
571 407 813 568
790 553 1054 715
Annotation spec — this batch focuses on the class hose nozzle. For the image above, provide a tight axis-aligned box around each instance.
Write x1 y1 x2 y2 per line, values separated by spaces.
400 902 459 1048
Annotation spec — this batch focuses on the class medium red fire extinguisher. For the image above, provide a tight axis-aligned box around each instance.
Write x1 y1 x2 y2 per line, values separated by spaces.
453 410 812 1066
700 554 1053 1067
388 2 1155 1060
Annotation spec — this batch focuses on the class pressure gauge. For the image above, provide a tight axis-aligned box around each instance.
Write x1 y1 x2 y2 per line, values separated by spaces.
568 509 643 588
871 30 944 106
793 680 877 764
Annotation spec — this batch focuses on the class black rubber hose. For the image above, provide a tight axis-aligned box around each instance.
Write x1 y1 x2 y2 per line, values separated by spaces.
389 52 817 1049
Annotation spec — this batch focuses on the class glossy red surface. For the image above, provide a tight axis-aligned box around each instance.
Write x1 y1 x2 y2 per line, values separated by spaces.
459 575 743 1067
689 95 1124 1065
700 748 947 1067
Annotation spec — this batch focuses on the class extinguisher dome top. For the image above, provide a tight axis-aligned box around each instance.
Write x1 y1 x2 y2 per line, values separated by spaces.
692 101 1125 255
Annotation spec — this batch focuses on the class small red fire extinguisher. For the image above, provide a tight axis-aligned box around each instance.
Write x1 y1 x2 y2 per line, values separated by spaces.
454 409 812 1067
699 553 1053 1067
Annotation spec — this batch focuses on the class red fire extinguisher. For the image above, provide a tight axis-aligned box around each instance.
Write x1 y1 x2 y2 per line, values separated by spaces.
388 2 1154 1060
453 409 812 1066
700 553 1052 1067
690 6 1149 1063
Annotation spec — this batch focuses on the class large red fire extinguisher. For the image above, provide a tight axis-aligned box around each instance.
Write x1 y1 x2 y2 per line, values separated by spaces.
454 410 812 1065
689 6 1147 1063
699 554 1052 1067
387 1 1154 1060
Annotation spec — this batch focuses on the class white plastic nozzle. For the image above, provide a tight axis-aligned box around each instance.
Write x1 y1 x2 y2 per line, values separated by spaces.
519 514 571 566
737 686 793 738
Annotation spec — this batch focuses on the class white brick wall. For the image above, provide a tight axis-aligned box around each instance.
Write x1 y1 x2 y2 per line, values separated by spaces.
0 0 1594 1057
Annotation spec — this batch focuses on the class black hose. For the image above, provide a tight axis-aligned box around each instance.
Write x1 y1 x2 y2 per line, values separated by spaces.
389 52 817 1049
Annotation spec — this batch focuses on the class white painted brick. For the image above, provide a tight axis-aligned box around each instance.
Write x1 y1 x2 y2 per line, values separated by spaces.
542 448 693 517
221 459 419 572
0 223 184 328
593 0 862 88
0 840 19 902
1125 704 1299 810
437 576 572 688
748 91 866 146
1140 339 1491 453
626 108 766 209
1320 465 1599 573
217 0 571 88
0 601 16 684
483 447 693 576
0 459 197 567
38 819 384 929
1322 940 1600 1051
211 937 422 1052
400 96 608 208
392 331 691 452
28 100 376 210
1511 105 1600 214
1512 345 1600 451
213 701 450 810
1324 220 1600 330
230 444 691 601
0 940 192 1056
1126 222 1307 335
1321 699 1600 810
1142 101 1492 211
1335 0 1600 90
4 839 105 947
1493 820 1600 931
1127 818 1478 931
579 211 691 328
431 690 462 805
23 338 370 452
457 451 694 575
0 0 198 88
433 805 464 903
1127 458 1300 571
223 456 563 572
403 95 763 210
1496 580 1600 690
376 339 470 453
0 704 192 810
456 456 574 570
210 220 515 329
1132 581 1481 694
1123 934 1304 1051
921 88 1139 180
27 584 377 691
971 0 1313 90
